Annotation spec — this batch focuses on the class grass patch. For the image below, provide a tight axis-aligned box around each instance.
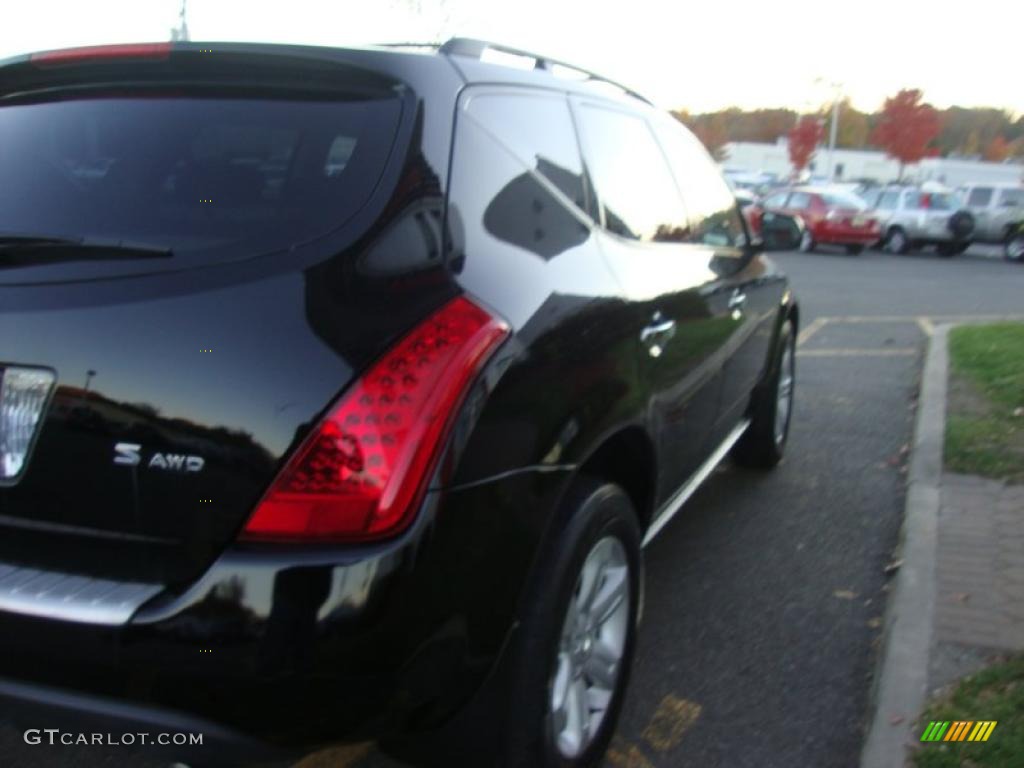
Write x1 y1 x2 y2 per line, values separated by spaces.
913 655 1024 768
945 323 1024 483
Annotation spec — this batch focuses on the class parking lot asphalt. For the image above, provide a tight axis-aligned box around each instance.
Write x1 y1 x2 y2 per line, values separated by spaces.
3 245 1023 768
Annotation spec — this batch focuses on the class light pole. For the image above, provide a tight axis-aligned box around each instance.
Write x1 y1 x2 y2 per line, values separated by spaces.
814 78 843 181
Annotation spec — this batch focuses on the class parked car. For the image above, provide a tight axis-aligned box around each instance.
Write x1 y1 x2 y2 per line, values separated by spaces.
956 182 1024 261
0 38 800 767
755 186 881 254
860 184 975 256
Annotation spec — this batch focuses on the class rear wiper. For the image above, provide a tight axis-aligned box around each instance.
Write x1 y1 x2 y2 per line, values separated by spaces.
0 232 172 266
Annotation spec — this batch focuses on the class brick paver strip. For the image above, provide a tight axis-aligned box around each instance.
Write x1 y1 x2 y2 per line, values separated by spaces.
935 474 1024 652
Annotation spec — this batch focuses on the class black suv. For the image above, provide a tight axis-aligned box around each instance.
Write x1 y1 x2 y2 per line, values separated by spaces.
0 38 799 767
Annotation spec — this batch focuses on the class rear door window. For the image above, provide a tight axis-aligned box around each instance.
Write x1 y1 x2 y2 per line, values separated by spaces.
0 93 403 268
574 103 689 242
967 187 994 207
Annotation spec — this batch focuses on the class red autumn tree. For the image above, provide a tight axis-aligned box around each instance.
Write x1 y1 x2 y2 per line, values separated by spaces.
984 135 1010 162
787 116 824 175
870 89 942 180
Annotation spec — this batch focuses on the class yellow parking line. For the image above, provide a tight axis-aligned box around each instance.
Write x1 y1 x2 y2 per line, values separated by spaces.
818 314 1024 324
797 317 828 347
291 743 372 767
606 739 656 768
641 694 703 752
797 348 917 357
916 316 935 337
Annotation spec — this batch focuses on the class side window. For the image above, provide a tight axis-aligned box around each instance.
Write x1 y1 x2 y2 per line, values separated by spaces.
787 192 811 209
575 104 689 242
904 191 922 209
763 192 789 208
997 188 1023 207
879 190 900 210
464 90 588 215
649 115 747 248
967 187 993 207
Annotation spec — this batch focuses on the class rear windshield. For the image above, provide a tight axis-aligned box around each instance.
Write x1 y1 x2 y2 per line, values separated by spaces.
0 94 402 263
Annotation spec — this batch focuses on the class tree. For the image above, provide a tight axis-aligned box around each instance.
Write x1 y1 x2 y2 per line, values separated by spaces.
690 113 730 160
788 116 824 174
869 89 942 179
984 135 1010 162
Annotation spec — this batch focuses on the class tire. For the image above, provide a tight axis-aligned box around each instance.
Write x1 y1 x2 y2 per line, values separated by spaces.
732 320 795 469
948 210 975 240
1005 232 1024 262
798 229 816 252
936 242 957 257
845 244 865 255
885 227 909 255
503 478 641 768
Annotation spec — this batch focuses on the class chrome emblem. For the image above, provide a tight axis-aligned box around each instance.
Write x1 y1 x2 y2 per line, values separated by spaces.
113 442 204 473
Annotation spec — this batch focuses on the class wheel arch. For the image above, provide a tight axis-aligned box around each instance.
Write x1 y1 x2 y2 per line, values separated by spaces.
573 425 657 532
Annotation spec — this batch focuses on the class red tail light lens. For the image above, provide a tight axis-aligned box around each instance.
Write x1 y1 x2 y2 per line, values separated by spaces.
31 43 172 67
242 296 509 542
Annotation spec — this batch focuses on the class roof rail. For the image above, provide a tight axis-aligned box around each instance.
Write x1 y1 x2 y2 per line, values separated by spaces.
372 42 442 50
439 37 650 104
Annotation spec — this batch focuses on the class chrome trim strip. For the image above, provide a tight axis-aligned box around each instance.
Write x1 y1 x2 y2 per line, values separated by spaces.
641 419 751 547
0 565 162 625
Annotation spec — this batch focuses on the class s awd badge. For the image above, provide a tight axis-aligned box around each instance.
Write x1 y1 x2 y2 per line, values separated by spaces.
113 442 205 473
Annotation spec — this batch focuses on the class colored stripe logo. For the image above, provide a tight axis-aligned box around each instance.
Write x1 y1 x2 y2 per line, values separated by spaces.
920 721 997 742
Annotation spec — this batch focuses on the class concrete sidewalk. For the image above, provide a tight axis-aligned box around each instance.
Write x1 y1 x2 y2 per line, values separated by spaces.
861 324 1024 768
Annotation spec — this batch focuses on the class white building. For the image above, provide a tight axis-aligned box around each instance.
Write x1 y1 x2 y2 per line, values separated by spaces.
721 139 1024 186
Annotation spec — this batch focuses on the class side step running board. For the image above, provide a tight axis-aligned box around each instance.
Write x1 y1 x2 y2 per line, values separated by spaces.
641 419 751 547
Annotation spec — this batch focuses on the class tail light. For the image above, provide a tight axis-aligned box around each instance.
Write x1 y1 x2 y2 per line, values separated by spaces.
1 367 56 483
242 296 509 542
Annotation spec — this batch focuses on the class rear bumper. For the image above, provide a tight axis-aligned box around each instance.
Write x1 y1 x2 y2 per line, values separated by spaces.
0 466 571 760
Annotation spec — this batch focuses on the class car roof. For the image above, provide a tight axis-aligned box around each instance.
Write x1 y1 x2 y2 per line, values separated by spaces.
962 181 1024 189
1 37 653 111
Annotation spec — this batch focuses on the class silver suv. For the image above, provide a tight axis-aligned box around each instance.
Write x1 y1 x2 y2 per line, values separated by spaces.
860 185 975 256
956 182 1024 261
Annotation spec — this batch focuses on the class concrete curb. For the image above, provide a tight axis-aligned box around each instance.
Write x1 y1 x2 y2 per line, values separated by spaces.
860 324 950 768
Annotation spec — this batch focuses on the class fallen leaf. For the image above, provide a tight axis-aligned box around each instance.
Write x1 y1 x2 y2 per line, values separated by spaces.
867 617 882 629
885 559 904 574
834 589 857 600
890 715 905 725
950 592 970 603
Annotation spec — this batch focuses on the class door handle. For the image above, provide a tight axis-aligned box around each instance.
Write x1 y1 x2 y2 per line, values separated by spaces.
640 313 676 358
640 316 676 344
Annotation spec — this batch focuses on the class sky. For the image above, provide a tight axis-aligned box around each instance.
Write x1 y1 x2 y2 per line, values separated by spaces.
1 0 1020 116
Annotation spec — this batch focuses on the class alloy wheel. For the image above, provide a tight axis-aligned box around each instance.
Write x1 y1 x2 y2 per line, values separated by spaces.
774 339 794 445
550 536 631 759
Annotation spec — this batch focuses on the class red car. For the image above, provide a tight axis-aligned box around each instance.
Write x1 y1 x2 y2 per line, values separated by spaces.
755 187 880 254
